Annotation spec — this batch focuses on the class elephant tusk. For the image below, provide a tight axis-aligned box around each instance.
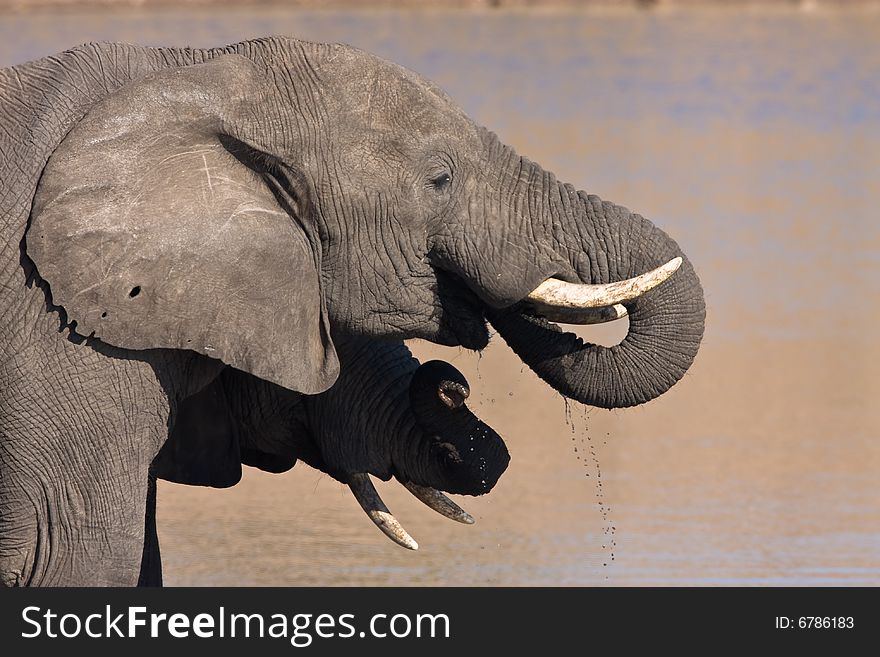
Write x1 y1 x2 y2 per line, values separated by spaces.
348 473 419 550
524 257 682 322
402 481 475 525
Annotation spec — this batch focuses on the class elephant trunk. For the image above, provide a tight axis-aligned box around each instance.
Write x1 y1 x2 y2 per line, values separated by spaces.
305 337 508 494
488 188 706 408
407 360 509 495
304 339 507 549
433 135 705 408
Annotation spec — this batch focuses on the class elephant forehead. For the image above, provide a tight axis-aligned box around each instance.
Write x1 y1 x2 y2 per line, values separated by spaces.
316 50 474 139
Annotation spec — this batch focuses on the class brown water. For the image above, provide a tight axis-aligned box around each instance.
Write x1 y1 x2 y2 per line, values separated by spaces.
2 6 878 585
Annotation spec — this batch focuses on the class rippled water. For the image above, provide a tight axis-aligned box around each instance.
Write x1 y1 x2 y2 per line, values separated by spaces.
2 6 878 585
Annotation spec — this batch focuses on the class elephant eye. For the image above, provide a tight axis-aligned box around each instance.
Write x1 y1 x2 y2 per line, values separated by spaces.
430 172 452 192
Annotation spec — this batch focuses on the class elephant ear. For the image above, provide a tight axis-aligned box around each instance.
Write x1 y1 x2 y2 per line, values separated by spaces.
28 55 338 394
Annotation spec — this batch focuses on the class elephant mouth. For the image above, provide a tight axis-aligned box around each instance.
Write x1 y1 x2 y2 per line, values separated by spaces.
432 268 492 350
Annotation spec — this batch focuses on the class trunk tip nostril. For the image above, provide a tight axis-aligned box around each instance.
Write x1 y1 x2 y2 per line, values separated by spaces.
437 380 469 409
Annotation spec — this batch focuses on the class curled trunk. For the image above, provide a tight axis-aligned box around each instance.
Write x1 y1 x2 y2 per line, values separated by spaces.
488 191 706 409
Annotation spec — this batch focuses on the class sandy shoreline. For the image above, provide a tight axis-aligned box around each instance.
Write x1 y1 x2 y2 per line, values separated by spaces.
1 0 878 14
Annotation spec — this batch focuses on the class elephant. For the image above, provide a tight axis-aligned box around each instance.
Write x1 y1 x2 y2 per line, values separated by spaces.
0 37 705 586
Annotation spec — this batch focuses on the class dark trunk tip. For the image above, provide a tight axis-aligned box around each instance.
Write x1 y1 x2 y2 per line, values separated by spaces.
410 360 470 412
438 380 469 409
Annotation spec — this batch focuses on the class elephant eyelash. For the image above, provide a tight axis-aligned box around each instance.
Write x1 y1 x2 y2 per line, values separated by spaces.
429 172 452 192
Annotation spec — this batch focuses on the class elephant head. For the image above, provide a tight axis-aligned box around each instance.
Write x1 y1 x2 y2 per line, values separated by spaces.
152 334 504 550
25 38 704 548
305 341 507 549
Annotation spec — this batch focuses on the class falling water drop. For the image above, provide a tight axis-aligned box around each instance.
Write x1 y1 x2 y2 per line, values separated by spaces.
569 403 617 582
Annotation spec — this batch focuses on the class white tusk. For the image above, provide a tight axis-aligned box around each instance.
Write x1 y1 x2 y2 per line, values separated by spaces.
403 482 475 525
348 473 419 550
525 257 682 317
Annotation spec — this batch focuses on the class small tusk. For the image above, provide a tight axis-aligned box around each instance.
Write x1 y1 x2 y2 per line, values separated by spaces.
348 473 419 550
525 257 682 316
403 482 475 525
526 302 628 325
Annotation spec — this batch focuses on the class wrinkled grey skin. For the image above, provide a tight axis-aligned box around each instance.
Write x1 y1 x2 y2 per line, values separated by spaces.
0 38 704 586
